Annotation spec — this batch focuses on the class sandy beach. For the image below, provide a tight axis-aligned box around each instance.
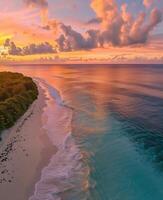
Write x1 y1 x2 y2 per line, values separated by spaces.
0 83 56 200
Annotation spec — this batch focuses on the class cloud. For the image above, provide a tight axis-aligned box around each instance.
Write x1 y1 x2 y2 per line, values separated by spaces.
55 23 98 51
3 0 162 55
89 0 162 46
4 39 56 55
24 0 48 23
47 0 162 51
23 42 56 54
5 40 22 55
143 0 154 8
86 17 102 25
55 0 162 51
24 0 48 8
0 10 55 45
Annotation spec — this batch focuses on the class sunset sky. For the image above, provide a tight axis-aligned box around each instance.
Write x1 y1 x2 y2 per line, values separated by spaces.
0 0 163 63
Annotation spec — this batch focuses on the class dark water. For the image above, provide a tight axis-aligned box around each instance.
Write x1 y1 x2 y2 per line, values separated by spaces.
1 64 163 199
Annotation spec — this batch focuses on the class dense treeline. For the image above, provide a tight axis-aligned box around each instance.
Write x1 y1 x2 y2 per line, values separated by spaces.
0 72 38 135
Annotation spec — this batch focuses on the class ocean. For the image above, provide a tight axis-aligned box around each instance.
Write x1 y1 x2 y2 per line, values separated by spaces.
1 64 163 200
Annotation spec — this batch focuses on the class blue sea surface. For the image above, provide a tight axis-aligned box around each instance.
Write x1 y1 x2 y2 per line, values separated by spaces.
1 64 163 199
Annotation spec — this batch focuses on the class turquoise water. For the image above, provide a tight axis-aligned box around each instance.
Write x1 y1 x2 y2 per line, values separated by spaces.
1 64 163 199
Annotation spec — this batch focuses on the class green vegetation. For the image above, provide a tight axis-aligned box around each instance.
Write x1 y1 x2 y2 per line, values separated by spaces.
0 72 38 135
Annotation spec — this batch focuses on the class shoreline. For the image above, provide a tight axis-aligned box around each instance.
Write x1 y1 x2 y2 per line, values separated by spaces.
0 81 57 200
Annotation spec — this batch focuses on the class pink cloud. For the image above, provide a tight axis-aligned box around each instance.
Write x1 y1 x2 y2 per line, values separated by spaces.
89 0 162 46
143 0 154 8
24 0 49 23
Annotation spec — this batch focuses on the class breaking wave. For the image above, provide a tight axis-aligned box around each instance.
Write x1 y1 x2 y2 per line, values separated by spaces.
29 79 91 200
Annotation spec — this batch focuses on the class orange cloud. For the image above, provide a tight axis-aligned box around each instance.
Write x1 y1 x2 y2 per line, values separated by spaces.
0 0 162 64
24 0 49 23
90 0 162 46
0 9 56 46
143 0 154 8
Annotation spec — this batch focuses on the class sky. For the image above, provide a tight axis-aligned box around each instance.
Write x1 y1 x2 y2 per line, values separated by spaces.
0 0 163 64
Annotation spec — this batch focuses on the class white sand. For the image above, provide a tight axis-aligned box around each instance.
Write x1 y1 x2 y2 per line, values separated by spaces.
0 83 56 200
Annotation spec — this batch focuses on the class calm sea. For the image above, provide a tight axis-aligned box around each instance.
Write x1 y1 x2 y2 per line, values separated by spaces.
1 64 163 200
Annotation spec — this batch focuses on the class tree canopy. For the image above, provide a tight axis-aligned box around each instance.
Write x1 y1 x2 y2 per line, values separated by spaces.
0 72 38 135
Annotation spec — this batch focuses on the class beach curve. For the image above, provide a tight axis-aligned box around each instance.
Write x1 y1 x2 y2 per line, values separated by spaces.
29 79 90 200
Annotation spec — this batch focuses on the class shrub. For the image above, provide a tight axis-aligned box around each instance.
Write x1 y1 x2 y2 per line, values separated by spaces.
0 72 38 134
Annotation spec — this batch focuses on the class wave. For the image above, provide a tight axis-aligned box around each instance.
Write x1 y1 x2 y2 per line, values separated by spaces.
29 79 90 200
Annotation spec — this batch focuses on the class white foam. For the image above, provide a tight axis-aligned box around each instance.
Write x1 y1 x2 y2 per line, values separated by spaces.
29 79 90 200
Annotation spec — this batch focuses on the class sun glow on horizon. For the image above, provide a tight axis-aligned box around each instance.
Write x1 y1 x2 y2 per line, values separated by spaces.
0 0 163 64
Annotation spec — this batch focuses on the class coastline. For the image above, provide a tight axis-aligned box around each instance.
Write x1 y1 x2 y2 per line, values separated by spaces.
0 82 56 200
